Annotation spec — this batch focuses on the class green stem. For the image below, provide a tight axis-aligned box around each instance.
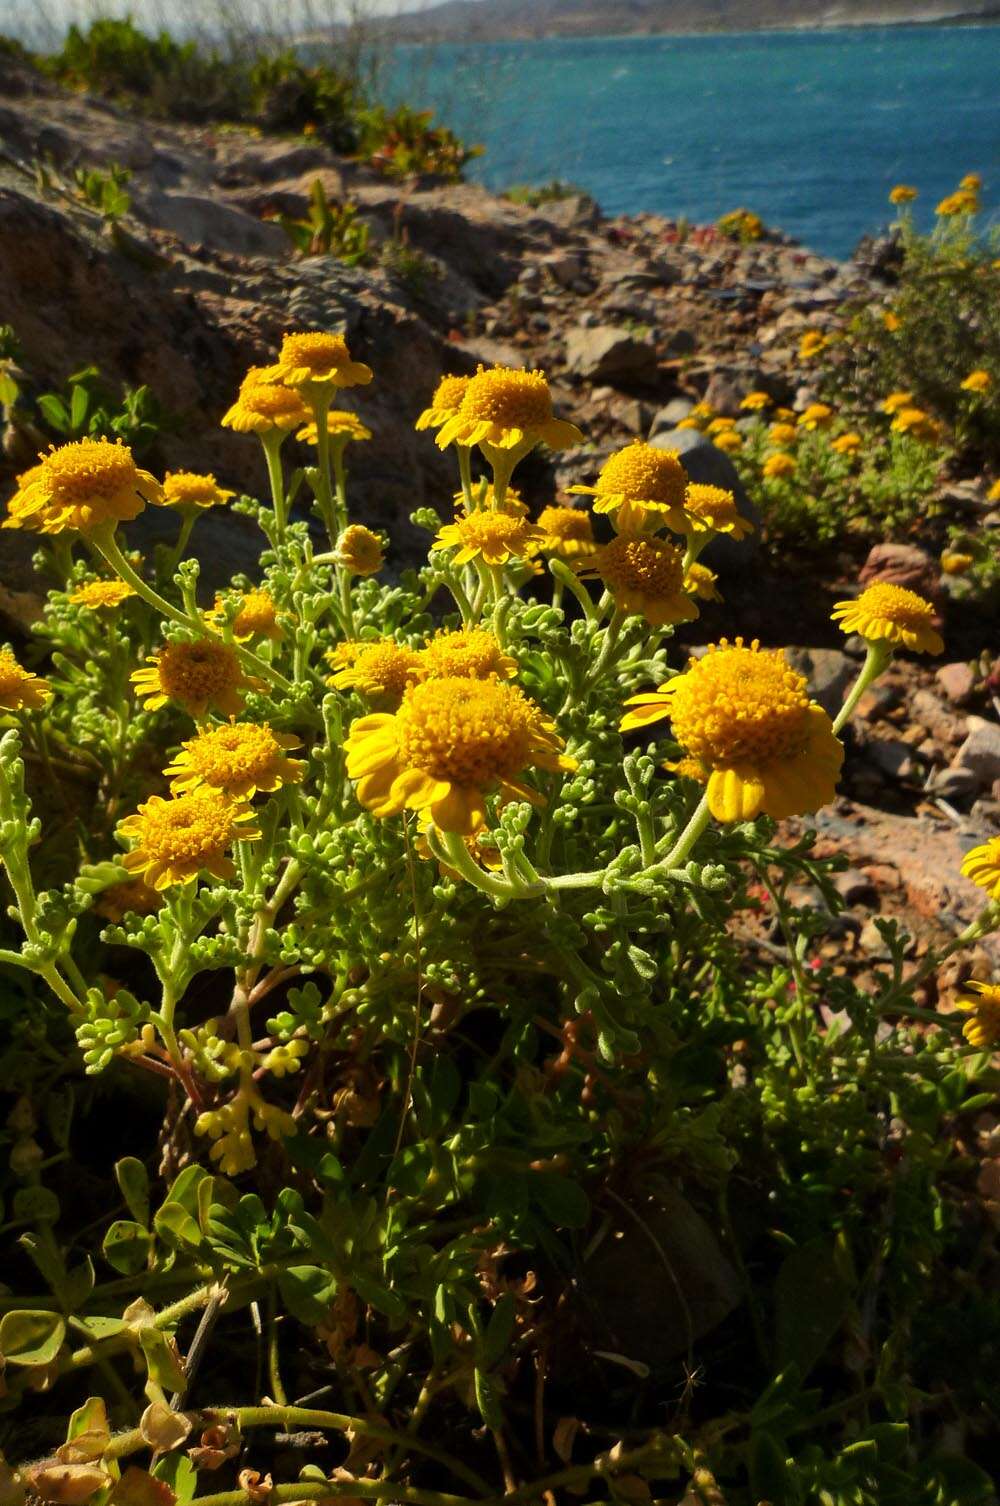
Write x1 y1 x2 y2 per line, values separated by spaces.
261 432 288 539
657 793 712 870
832 640 892 736
438 830 540 900
456 444 474 510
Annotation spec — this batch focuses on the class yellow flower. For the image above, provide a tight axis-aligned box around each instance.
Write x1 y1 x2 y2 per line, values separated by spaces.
535 505 597 559
416 374 472 432
889 184 917 204
883 311 901 332
955 983 1000 1050
117 788 261 889
831 583 943 655
763 452 796 480
768 423 798 446
706 417 737 435
774 407 797 423
69 580 136 610
344 676 575 835
682 483 753 539
578 534 699 628
684 562 721 601
936 190 978 216
212 588 283 643
132 639 254 717
676 417 703 430
95 877 163 922
621 639 843 823
334 524 384 576
799 331 828 360
962 837 1000 899
160 471 235 511
987 479 1000 503
436 366 583 453
297 411 372 445
432 510 542 567
831 432 862 455
740 391 772 411
164 720 305 799
3 438 162 535
798 403 833 430
327 639 424 701
940 550 973 576
418 627 517 681
569 442 689 533
454 483 528 517
0 647 50 711
712 429 743 453
960 172 982 193
690 402 716 420
222 369 311 435
961 369 991 394
881 391 913 415
890 407 941 443
265 331 373 393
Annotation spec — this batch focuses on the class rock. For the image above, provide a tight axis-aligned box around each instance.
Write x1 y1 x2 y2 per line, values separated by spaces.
927 766 981 803
954 718 1000 790
702 371 744 415
648 397 694 437
867 737 916 782
563 325 659 384
833 868 876 905
910 688 964 745
135 190 288 257
651 428 760 571
785 647 854 719
936 661 977 706
528 193 601 232
855 684 901 722
858 542 939 599
539 250 586 288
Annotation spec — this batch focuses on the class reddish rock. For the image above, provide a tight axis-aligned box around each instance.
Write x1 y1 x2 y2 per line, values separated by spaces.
936 661 977 706
858 542 941 602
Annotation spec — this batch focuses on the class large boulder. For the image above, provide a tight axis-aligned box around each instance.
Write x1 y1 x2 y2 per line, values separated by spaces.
564 325 659 384
651 427 760 572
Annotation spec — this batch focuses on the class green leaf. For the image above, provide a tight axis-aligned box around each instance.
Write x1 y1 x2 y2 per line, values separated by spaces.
63 1257 96 1308
139 1327 186 1391
0 1309 66 1367
154 1201 205 1253
116 1157 150 1226
749 1430 792 1505
278 1265 338 1326
474 1365 504 1430
69 381 91 432
12 1185 59 1223
531 1172 590 1229
37 393 70 431
152 1454 197 1504
103 1220 152 1276
480 1292 516 1369
68 1395 110 1443
775 1239 852 1380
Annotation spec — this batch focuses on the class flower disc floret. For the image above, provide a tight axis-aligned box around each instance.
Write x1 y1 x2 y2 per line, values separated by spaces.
831 583 943 655
117 788 261 889
432 510 542 567
161 471 234 510
0 647 50 710
416 374 472 431
682 484 753 538
535 505 597 559
267 332 373 390
133 639 252 717
5 438 161 534
436 366 583 452
961 837 1000 900
328 639 424 701
69 580 136 610
418 628 517 681
798 403 833 430
763 452 796 480
955 983 1000 1050
345 676 575 834
621 638 843 822
571 443 688 532
165 720 305 799
580 534 698 627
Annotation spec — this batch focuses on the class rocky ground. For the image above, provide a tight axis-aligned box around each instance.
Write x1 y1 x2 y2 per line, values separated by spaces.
0 56 997 984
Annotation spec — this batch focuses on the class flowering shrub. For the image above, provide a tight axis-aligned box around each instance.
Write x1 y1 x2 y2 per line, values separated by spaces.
0 336 999 1503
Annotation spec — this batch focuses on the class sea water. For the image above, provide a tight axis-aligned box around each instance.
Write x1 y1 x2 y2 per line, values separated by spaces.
383 26 1000 260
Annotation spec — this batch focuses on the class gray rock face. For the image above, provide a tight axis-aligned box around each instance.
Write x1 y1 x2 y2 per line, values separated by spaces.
563 324 659 383
135 190 288 257
651 427 761 572
954 718 1000 790
785 647 854 719
648 397 694 437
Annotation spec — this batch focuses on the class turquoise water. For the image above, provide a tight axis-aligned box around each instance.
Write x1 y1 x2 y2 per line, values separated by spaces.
385 27 1000 260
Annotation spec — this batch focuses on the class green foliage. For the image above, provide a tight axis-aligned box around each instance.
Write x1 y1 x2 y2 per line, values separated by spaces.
503 178 588 207
247 49 359 151
358 102 483 181
72 162 131 222
267 179 371 264
34 365 166 454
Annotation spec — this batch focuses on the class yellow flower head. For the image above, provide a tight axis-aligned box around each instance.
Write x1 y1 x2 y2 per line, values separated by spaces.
684 562 721 602
535 504 597 559
4 438 162 535
117 788 261 889
798 403 833 431
690 402 716 420
345 675 575 835
0 647 50 711
740 391 772 411
579 534 699 628
454 483 528 517
961 836 1000 900
961 369 991 394
955 983 1000 1050
881 391 914 415
621 639 843 823
988 479 1000 503
265 331 373 392
222 369 311 435
676 417 703 430
831 432 862 455
712 429 743 453
890 407 941 443
297 411 373 445
768 423 798 446
69 580 136 610
889 184 917 205
334 524 384 576
799 331 828 360
436 366 583 453
95 877 163 922
133 639 254 717
328 639 425 701
763 452 796 480
416 374 472 432
940 550 973 576
706 417 737 435
418 627 517 681
883 311 901 332
211 589 283 643
774 407 797 423
569 442 689 533
936 190 978 216
831 583 943 655
432 510 542 567
960 173 983 192
164 719 305 799
161 471 235 511
683 483 753 539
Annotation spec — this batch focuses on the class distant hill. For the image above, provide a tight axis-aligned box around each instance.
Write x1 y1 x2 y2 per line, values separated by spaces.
356 0 1000 41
